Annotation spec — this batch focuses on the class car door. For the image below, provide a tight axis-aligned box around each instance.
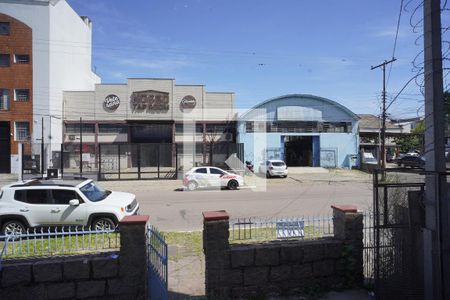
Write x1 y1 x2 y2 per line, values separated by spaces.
14 189 54 226
209 167 225 187
193 167 209 187
50 189 87 226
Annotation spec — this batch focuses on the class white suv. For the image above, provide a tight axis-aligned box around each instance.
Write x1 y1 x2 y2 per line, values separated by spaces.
0 179 139 235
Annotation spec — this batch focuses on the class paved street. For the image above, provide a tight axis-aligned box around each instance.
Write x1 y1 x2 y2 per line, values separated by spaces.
0 170 373 231
97 169 373 231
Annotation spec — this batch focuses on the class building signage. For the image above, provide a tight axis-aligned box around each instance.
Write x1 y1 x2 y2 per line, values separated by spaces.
131 90 169 112
103 94 120 112
180 95 197 110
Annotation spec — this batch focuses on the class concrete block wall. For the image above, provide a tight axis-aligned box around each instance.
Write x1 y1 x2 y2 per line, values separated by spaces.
0 215 149 300
203 206 364 299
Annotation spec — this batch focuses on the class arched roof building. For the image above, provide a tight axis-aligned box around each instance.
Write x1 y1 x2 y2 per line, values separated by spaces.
238 94 360 168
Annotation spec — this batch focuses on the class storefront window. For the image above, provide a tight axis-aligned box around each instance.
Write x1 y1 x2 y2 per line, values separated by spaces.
66 123 95 133
98 124 127 133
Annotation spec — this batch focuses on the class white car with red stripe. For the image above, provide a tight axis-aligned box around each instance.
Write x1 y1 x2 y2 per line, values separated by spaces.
183 167 243 191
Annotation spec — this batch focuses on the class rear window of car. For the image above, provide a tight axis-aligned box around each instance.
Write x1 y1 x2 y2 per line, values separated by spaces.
195 168 207 174
271 162 285 167
14 189 51 204
52 189 81 205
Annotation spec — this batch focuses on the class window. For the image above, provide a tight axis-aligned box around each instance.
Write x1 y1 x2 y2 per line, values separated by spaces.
0 89 9 110
195 168 207 174
210 168 224 175
15 89 29 102
52 189 81 205
66 123 96 133
98 124 127 133
15 122 29 141
15 189 51 204
14 54 30 64
80 181 110 202
0 22 10 35
0 54 10 67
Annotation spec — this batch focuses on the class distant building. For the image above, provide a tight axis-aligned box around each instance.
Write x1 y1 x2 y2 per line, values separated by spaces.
238 94 359 168
358 114 405 160
62 78 236 177
390 116 424 134
0 0 100 173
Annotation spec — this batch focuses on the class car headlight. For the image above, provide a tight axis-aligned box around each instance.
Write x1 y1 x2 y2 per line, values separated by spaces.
126 199 137 212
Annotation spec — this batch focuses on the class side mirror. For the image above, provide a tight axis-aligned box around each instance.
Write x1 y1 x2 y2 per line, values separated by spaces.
69 199 80 206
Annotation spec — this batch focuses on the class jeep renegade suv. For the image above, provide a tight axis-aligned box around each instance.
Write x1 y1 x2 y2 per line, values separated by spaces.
0 179 139 235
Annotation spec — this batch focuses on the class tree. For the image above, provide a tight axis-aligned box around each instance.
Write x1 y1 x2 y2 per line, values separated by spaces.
393 120 424 153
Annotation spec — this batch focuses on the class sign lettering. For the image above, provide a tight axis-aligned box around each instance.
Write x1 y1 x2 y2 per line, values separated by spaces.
131 90 170 112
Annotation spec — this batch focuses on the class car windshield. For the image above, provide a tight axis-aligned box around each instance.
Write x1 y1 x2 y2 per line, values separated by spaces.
79 181 111 202
271 162 285 167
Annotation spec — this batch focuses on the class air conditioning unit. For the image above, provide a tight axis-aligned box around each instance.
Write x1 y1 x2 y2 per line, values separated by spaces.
68 135 76 141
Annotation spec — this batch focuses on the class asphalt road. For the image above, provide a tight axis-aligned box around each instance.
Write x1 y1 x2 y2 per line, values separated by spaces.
99 170 374 231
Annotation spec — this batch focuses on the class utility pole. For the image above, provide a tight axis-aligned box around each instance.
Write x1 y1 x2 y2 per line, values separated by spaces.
423 0 449 299
79 117 83 176
41 116 44 177
371 57 396 180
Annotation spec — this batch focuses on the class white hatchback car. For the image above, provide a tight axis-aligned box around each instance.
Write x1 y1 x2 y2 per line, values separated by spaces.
259 160 288 178
183 166 244 191
0 179 139 235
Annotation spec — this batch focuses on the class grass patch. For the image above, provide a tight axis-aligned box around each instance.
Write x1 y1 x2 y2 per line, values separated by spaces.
162 231 203 262
1 233 120 259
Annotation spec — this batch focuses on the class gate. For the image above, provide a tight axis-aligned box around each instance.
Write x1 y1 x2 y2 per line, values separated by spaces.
0 122 11 173
147 225 168 300
98 143 177 180
372 169 425 300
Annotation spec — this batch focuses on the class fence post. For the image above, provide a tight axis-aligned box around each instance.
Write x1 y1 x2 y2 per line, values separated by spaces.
331 204 364 287
203 210 231 299
119 215 149 299
97 144 101 181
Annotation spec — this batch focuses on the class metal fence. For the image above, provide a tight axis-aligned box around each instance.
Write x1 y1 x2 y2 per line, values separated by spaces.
363 212 375 289
229 214 333 242
147 225 168 300
0 226 120 265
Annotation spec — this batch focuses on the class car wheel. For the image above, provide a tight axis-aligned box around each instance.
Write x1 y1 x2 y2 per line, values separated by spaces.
187 181 198 191
266 171 271 178
2 220 26 235
282 175 287 178
92 217 116 231
227 180 239 190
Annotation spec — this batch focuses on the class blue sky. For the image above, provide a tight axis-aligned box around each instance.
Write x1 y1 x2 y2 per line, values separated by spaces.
67 0 449 119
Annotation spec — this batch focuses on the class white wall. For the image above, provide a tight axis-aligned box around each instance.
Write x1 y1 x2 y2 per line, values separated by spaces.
48 0 100 144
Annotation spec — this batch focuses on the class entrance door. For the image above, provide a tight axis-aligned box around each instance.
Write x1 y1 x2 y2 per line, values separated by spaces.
284 136 313 166
0 122 11 173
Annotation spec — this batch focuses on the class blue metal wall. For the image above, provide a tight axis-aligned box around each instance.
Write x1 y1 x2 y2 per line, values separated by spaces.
237 94 359 168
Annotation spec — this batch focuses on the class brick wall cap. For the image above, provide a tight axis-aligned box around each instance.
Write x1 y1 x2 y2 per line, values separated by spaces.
203 210 229 221
331 204 357 213
119 215 149 225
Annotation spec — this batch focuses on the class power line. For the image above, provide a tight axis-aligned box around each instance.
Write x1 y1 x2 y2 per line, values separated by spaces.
387 0 405 88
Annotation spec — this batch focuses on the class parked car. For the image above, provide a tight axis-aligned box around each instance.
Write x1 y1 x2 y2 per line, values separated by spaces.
0 179 139 235
396 155 425 168
259 160 288 178
183 166 244 191
362 152 378 165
